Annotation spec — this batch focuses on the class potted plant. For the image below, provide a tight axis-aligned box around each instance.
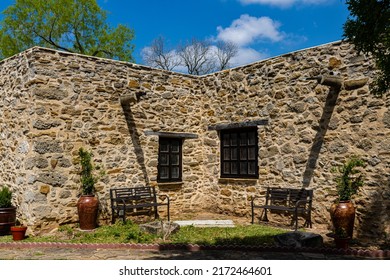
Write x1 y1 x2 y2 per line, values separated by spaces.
329 156 365 243
76 148 104 230
0 186 16 235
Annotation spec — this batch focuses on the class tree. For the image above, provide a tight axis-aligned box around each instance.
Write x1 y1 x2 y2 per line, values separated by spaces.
141 36 181 71
0 0 135 61
177 38 215 75
215 41 238 71
143 36 238 75
343 0 390 95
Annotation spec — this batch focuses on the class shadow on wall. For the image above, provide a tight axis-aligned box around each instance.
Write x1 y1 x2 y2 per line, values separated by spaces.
121 101 149 185
302 87 341 188
356 173 390 247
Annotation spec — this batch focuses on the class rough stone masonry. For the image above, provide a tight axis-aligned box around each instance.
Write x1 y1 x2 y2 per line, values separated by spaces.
0 41 389 241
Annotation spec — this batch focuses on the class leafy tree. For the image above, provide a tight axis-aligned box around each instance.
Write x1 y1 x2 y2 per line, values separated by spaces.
0 0 135 61
343 0 390 95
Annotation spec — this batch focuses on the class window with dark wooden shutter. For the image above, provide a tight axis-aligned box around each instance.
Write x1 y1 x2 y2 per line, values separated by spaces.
158 138 182 182
220 128 258 178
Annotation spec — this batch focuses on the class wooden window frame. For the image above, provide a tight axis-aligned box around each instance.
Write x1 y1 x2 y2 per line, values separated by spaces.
157 137 183 182
220 127 259 179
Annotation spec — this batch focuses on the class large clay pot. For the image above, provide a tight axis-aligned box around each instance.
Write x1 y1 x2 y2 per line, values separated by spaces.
0 206 16 235
334 237 350 249
330 200 355 239
77 195 99 230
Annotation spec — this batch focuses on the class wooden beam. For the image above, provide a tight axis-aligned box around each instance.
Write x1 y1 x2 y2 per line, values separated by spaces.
208 119 268 131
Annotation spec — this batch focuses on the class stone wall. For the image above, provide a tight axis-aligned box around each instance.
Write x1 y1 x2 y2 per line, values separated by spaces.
201 41 390 239
0 42 389 240
1 47 205 233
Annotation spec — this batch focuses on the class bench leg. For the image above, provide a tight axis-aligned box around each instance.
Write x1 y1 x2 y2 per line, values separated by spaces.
251 202 255 224
303 215 312 228
262 209 269 222
154 206 160 220
293 209 301 231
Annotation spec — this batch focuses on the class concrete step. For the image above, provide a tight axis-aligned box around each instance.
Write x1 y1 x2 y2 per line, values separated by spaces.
174 220 235 228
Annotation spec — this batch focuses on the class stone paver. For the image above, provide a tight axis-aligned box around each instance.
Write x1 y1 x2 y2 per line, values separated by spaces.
0 244 385 260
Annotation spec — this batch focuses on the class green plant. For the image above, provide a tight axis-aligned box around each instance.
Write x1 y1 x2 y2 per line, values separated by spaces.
78 148 104 195
332 156 365 201
0 186 13 208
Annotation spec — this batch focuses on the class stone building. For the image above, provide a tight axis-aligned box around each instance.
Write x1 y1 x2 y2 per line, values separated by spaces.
0 41 389 240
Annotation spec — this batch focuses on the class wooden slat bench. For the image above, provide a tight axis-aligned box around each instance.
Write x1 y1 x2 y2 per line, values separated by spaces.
251 187 313 230
110 186 170 223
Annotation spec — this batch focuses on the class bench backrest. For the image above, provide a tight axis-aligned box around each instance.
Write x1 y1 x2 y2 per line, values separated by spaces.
267 187 313 208
110 186 157 204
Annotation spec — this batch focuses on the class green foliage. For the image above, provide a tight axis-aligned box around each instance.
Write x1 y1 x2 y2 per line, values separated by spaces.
0 186 13 208
168 225 286 246
343 0 390 96
0 0 135 61
0 221 287 246
332 156 365 201
78 148 104 195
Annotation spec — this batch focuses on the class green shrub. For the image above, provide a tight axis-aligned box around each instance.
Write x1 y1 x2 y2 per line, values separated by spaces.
332 156 365 201
0 186 12 208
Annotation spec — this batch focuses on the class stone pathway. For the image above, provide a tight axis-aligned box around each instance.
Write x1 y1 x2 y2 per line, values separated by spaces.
0 242 388 260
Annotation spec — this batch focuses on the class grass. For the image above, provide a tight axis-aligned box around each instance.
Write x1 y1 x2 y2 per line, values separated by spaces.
0 221 287 246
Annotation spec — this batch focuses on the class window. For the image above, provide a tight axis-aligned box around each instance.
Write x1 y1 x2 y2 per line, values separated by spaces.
158 138 182 182
220 127 258 178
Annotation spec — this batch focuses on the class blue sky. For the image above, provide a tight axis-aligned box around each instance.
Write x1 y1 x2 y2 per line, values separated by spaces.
0 0 350 68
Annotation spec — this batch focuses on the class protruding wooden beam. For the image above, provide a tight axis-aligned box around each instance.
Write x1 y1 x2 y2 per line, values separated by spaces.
120 93 137 105
344 77 369 90
306 75 343 88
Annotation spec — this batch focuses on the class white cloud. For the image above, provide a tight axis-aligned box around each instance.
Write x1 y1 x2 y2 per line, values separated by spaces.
230 47 267 67
239 0 328 8
217 15 284 46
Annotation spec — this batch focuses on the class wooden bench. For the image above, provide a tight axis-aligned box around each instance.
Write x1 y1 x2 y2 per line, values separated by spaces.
110 186 170 223
251 187 313 230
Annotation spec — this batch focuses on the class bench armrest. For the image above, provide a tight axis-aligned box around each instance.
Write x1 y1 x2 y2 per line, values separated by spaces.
250 195 266 203
294 198 312 208
157 194 170 204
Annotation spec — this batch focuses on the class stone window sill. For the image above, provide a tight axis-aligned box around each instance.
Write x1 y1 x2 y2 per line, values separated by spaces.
218 178 258 185
157 182 184 188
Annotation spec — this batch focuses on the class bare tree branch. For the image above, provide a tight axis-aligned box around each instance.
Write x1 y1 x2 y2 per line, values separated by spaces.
142 36 181 71
215 41 238 71
178 38 215 75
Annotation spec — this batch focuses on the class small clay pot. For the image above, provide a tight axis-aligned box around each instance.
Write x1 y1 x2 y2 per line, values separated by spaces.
10 226 27 241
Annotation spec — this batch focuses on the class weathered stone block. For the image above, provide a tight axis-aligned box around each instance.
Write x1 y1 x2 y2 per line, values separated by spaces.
33 141 63 154
40 185 50 194
34 88 68 100
33 119 61 130
140 221 180 236
383 110 390 128
36 172 67 187
274 231 323 248
25 157 49 169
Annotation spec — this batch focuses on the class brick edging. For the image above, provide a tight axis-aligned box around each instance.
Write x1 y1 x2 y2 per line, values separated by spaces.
0 242 389 259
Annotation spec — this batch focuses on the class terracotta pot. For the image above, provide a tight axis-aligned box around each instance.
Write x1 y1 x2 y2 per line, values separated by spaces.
10 226 27 241
77 195 99 230
330 200 355 239
0 206 16 235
